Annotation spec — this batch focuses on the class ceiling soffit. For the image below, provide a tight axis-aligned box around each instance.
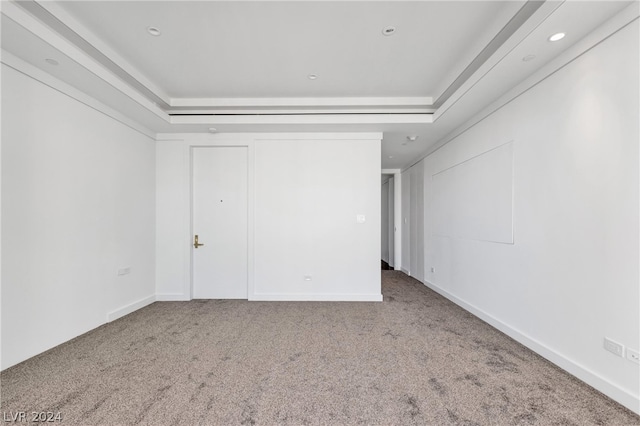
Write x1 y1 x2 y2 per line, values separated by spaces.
2 0 552 123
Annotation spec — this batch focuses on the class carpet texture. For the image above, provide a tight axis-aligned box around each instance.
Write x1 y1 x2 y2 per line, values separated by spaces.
1 271 638 425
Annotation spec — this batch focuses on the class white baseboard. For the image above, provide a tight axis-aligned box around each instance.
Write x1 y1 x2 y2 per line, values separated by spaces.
156 293 190 301
401 268 410 275
106 295 156 322
422 280 640 415
250 293 383 302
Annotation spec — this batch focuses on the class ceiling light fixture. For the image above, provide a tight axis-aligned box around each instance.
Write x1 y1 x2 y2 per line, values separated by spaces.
308 74 318 80
522 54 536 62
548 32 565 42
388 156 394 159
147 26 162 36
208 127 217 133
382 26 396 36
45 58 59 66
407 135 418 142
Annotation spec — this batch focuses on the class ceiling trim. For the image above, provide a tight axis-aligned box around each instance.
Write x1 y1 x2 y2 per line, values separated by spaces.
432 0 546 109
169 109 434 115
156 132 384 142
170 113 433 125
167 96 435 115
4 0 577 130
169 97 433 108
11 0 438 119
15 0 172 109
2 0 171 123
432 0 564 122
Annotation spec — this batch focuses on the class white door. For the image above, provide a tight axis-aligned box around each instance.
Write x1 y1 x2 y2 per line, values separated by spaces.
192 146 248 299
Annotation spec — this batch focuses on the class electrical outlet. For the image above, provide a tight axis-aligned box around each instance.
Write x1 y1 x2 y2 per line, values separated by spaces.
627 348 639 364
430 267 435 273
603 338 624 357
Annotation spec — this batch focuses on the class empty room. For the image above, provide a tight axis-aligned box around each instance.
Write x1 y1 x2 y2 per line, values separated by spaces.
1 0 639 424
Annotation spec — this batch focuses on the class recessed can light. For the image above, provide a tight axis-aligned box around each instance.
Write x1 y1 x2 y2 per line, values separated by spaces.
406 135 418 141
548 32 565 42
522 54 536 62
382 26 396 36
45 58 59 66
308 74 318 80
147 26 161 36
388 156 394 159
208 127 217 133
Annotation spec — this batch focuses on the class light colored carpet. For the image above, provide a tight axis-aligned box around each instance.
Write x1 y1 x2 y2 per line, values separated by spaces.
1 271 638 425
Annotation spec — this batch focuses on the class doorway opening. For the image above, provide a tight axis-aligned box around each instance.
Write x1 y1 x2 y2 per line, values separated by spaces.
381 173 395 270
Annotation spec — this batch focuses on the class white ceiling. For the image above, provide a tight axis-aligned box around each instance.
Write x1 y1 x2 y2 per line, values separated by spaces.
0 0 634 169
57 1 518 99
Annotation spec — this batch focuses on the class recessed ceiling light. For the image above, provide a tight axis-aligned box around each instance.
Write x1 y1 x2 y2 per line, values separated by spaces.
406 135 418 142
147 26 161 36
382 26 396 36
308 74 318 80
388 156 394 159
208 127 217 133
522 54 536 62
548 32 565 42
45 58 59 66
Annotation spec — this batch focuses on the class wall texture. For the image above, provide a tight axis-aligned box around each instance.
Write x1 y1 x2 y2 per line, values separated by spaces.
1 65 156 369
420 21 639 411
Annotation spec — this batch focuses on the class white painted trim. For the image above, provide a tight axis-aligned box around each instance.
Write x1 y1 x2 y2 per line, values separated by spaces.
1 50 156 140
31 0 172 106
170 114 432 125
1 2 169 121
157 132 383 142
106 295 155 322
250 293 383 302
432 0 563 120
382 169 403 271
156 293 190 302
422 280 640 415
168 107 434 115
254 132 383 141
401 268 410 276
170 96 433 108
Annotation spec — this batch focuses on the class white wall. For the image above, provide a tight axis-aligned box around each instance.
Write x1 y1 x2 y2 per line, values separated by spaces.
401 161 425 281
387 176 394 267
1 64 156 369
401 170 410 274
156 133 382 302
420 21 639 412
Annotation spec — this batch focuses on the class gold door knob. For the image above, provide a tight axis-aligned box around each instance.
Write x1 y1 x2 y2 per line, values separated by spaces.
194 234 204 249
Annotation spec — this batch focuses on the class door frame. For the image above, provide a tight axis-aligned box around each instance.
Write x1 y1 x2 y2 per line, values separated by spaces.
189 141 255 300
382 168 402 270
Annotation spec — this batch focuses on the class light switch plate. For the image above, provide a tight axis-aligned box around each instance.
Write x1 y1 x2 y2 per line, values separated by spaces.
356 214 366 224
